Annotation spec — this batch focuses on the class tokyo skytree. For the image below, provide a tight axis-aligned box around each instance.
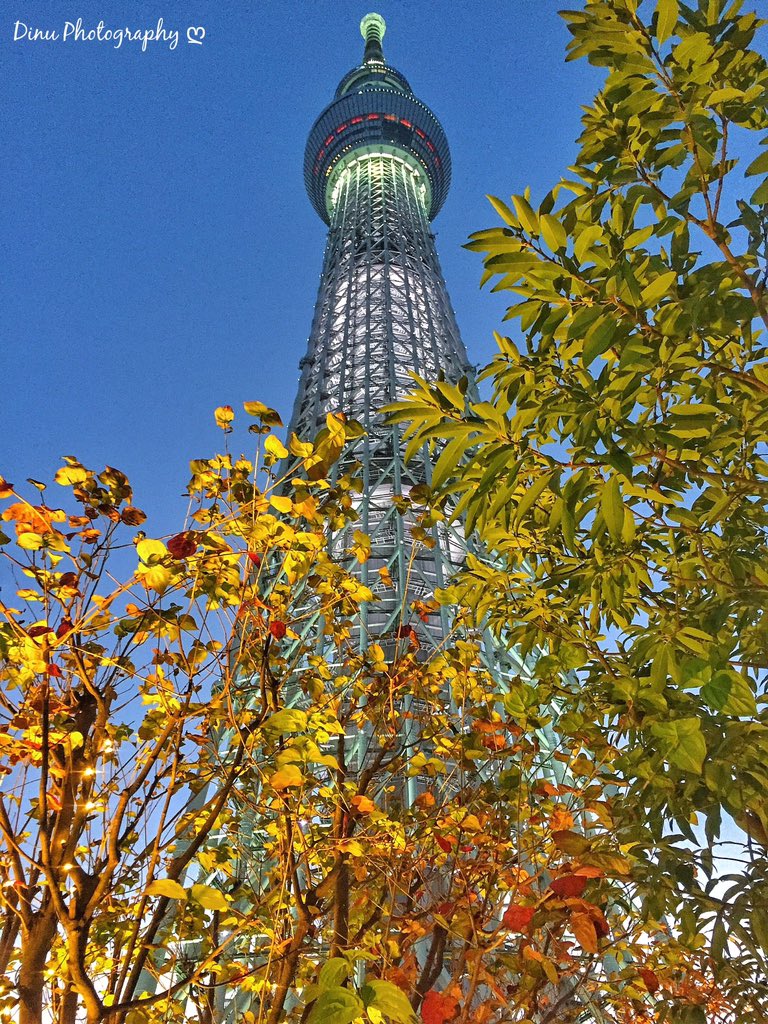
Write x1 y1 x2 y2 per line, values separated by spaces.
288 12 482 653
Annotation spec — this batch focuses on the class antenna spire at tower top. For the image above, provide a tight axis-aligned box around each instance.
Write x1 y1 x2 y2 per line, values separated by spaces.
360 12 386 64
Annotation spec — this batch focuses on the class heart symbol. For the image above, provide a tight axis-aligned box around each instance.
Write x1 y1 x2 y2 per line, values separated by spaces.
187 26 205 45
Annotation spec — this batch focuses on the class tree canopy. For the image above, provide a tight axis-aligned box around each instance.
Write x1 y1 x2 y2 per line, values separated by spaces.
390 0 768 1019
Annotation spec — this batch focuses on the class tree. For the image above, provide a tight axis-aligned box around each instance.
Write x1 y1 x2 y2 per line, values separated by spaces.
390 0 768 1019
0 399 736 1024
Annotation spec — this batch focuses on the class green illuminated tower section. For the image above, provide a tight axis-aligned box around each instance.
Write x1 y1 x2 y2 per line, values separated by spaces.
290 13 474 647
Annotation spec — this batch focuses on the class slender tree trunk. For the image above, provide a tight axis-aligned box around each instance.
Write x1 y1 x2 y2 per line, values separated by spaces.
18 912 58 1024
57 985 79 1024
265 923 309 1024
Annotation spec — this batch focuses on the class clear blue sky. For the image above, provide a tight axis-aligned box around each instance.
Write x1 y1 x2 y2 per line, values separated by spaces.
2 2 620 530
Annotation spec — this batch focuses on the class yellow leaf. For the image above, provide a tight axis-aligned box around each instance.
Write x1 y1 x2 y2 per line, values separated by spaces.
270 765 304 790
270 495 292 514
142 565 171 594
264 435 289 459
289 433 313 458
368 643 386 666
136 538 167 563
214 405 234 430
54 466 88 486
243 400 269 417
147 878 187 900
17 532 44 550
191 883 230 911
338 839 365 857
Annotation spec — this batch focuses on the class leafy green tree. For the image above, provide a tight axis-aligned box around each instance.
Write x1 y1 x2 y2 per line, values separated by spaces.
391 0 768 1018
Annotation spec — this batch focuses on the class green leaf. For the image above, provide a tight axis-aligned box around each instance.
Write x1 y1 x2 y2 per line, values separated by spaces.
146 878 187 900
574 224 603 262
430 434 473 490
701 670 756 717
752 906 768 954
514 473 552 526
487 195 518 227
365 980 417 1023
136 539 167 564
650 719 706 773
708 87 744 105
601 476 625 542
307 987 363 1024
624 224 654 250
582 316 616 367
746 151 768 178
540 214 567 252
512 194 539 235
318 958 349 989
641 270 677 306
656 0 679 44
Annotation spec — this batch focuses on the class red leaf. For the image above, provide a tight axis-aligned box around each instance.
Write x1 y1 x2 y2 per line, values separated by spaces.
269 620 287 640
247 551 262 565
421 990 459 1024
46 663 62 677
502 904 535 932
56 619 73 639
436 836 453 853
167 532 197 559
549 874 588 899
27 625 51 638
592 908 611 938
639 968 660 994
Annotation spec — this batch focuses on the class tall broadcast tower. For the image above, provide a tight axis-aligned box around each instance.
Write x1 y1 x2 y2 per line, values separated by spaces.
288 12 475 650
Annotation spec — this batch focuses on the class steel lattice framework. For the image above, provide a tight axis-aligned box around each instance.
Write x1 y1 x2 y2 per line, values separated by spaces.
289 14 484 652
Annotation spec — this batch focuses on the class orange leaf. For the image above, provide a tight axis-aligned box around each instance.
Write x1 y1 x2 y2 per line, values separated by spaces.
351 795 376 814
550 806 574 831
639 968 660 994
421 990 459 1024
571 911 598 953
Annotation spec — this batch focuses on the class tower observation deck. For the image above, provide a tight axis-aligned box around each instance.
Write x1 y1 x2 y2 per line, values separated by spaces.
288 13 473 644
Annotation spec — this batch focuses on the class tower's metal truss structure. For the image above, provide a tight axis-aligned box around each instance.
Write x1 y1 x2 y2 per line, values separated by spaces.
289 15 483 651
